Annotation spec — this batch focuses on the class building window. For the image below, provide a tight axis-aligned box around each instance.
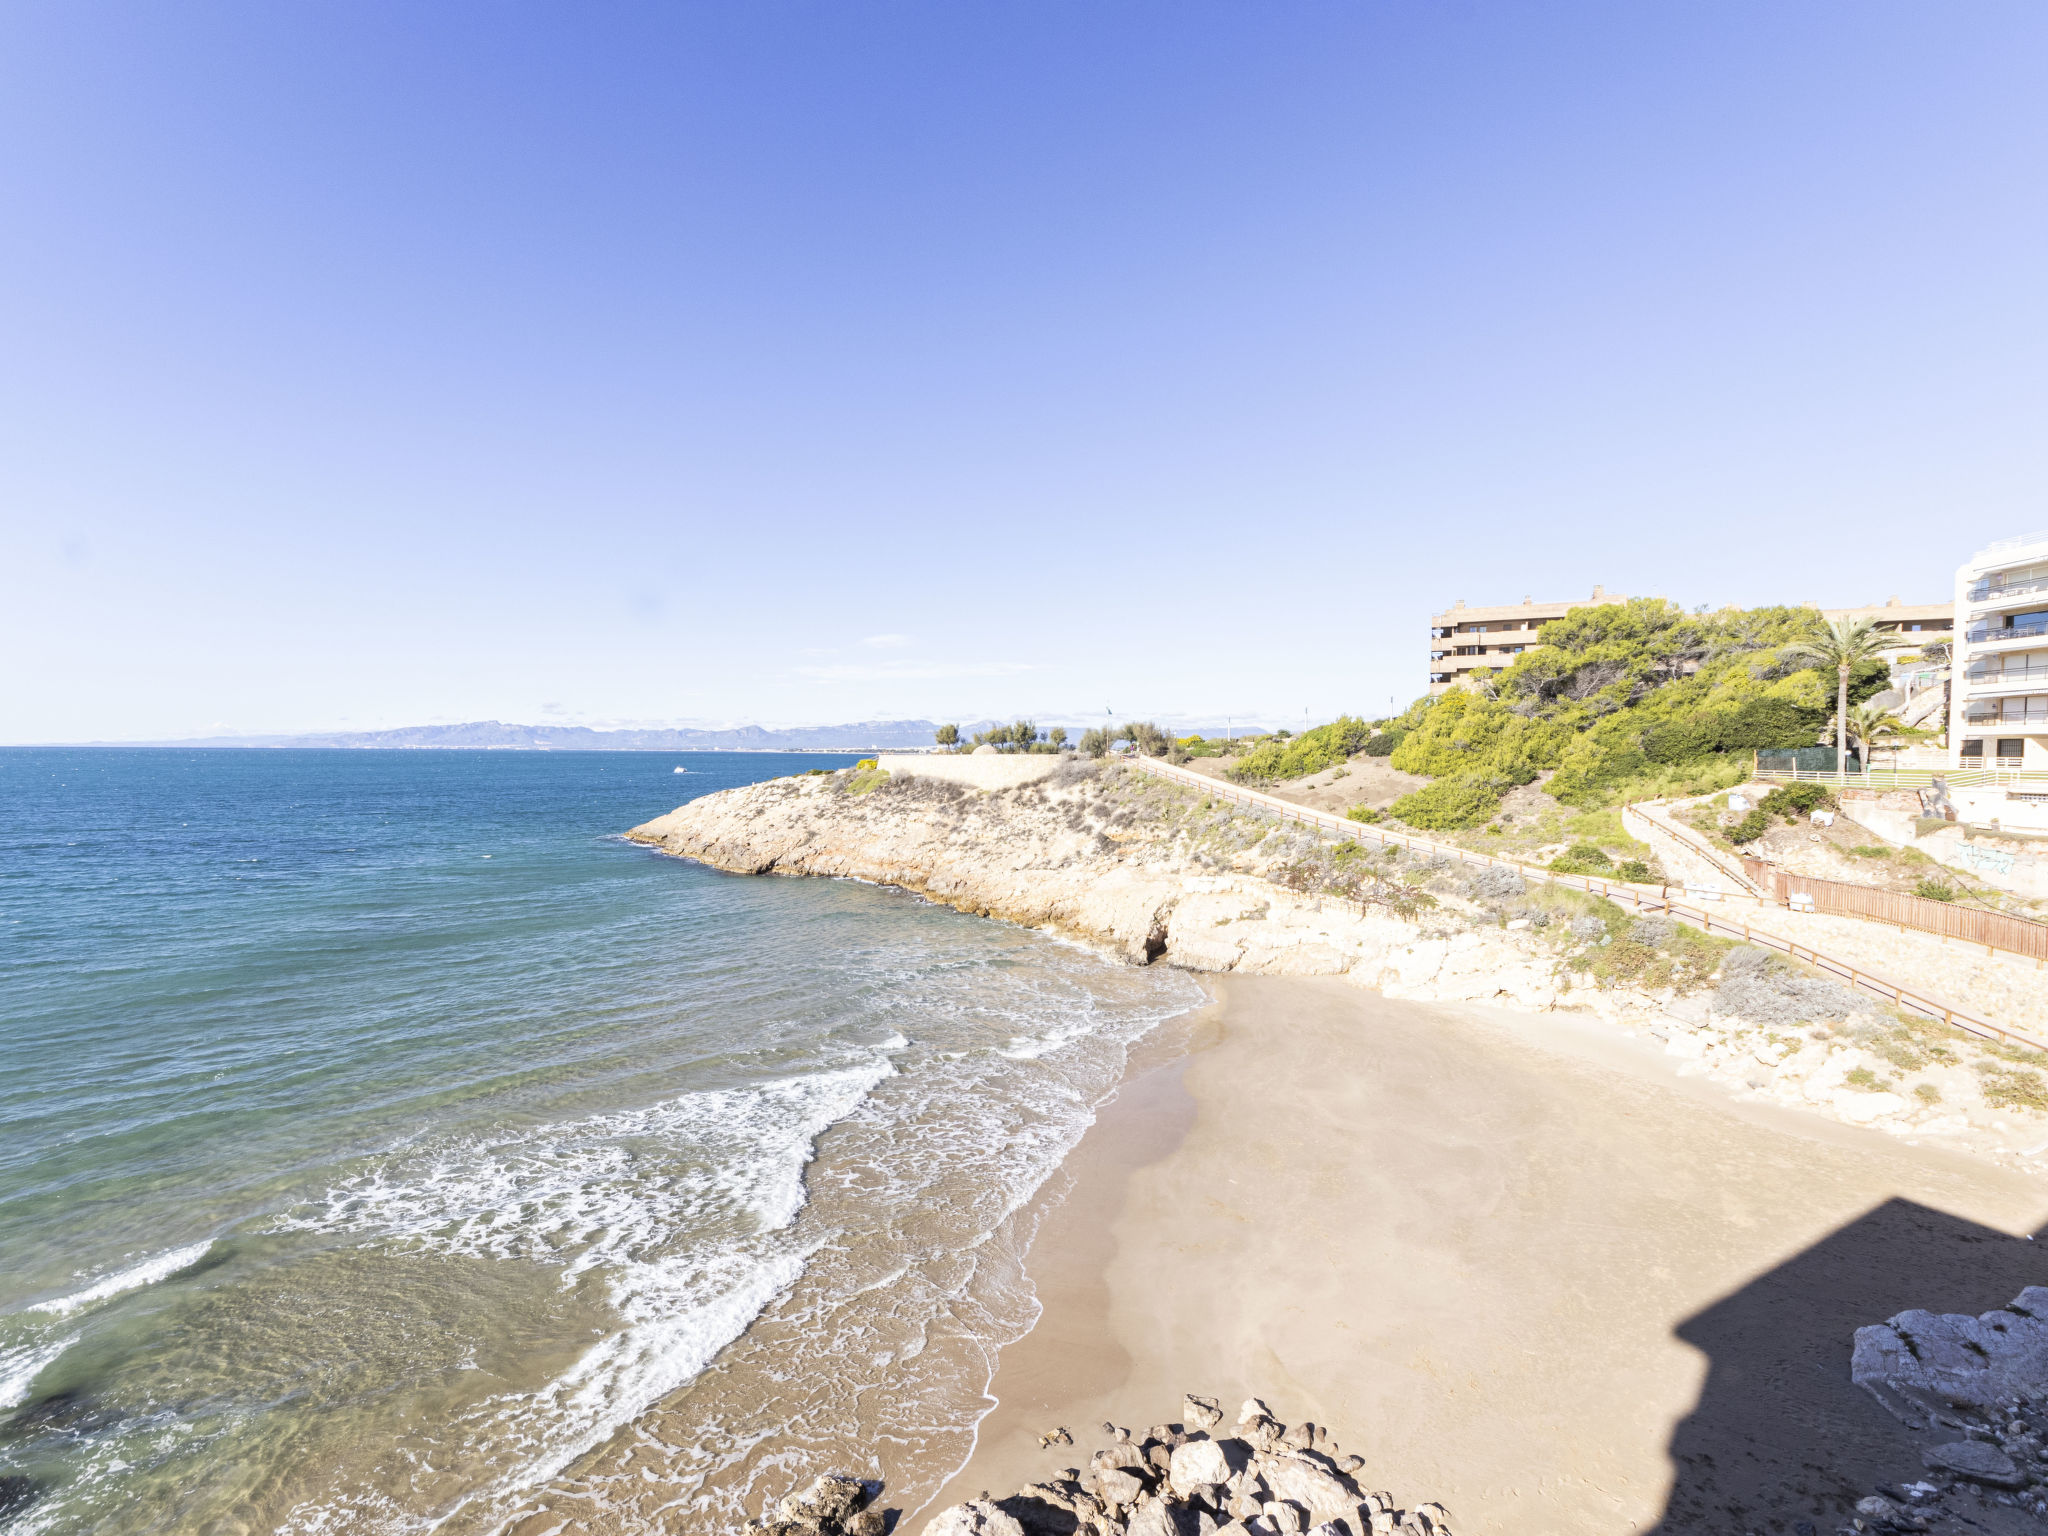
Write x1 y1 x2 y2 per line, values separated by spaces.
1962 739 1984 759
1999 738 2025 760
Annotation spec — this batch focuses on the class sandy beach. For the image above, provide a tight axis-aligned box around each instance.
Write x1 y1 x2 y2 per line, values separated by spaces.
928 976 2048 1535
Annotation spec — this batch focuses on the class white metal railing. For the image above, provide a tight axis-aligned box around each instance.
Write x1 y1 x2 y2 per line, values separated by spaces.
1966 617 2048 644
1965 665 2048 689
1970 573 2048 604
1751 764 2048 787
1977 532 2048 560
1964 701 2048 726
1118 755 2045 1052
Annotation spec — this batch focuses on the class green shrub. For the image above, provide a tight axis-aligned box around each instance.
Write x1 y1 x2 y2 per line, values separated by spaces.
1913 1082 1942 1105
1727 809 1773 844
1760 782 1834 820
853 758 878 771
1849 845 1892 859
1844 1066 1884 1091
1345 805 1383 824
1226 716 1373 783
1616 859 1653 883
1388 773 1508 830
1376 601 1861 809
1549 843 1614 876
1915 877 1958 903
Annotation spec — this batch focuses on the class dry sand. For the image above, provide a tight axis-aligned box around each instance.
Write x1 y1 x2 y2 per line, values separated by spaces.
928 976 2048 1534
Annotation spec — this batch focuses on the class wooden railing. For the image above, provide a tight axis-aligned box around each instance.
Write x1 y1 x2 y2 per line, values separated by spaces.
1741 860 2048 963
1620 802 1765 897
1120 755 2048 1055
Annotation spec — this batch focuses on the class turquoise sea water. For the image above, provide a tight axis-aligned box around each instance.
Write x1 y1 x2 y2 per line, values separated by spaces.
0 750 1199 1534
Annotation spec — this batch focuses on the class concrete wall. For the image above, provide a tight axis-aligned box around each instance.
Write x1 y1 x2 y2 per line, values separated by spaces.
875 753 1065 790
1839 799 2048 900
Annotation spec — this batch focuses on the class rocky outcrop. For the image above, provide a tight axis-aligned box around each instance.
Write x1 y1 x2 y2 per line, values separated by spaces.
627 764 2048 1161
922 1396 1452 1536
1838 1288 2048 1531
627 763 1556 990
1855 1288 2048 1428
760 1472 888 1536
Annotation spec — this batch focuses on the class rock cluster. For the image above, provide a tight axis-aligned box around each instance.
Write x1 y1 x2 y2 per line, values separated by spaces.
759 1473 888 1536
1846 1288 2048 1531
921 1396 1451 1536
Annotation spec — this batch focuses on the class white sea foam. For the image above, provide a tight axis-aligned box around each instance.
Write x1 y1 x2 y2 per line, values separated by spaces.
0 1334 77 1409
27 1241 212 1318
269 1059 893 1527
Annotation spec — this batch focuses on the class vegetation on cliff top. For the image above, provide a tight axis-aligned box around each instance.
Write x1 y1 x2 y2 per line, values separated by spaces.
1234 600 1898 830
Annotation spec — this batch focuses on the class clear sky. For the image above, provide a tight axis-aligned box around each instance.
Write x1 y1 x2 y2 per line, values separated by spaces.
3 3 2045 742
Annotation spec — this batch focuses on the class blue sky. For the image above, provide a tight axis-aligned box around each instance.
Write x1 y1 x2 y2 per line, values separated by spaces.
3 3 2045 741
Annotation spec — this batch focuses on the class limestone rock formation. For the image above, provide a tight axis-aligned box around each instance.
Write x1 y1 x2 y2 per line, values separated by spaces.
761 1472 886 1536
1853 1286 2048 1425
919 1396 1449 1536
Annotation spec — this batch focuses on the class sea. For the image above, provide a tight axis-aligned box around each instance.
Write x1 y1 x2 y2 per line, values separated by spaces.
0 749 1202 1535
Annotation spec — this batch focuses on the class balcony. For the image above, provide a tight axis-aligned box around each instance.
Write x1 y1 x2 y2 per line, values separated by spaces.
1964 696 2048 727
1968 572 2048 605
1966 660 2048 692
1965 613 2048 645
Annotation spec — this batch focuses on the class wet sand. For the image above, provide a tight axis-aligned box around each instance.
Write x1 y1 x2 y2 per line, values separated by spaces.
928 976 2048 1534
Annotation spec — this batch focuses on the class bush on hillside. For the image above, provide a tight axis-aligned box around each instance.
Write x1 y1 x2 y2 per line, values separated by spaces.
1226 716 1373 783
1389 600 1848 810
1548 843 1613 876
1388 772 1509 830
1759 782 1834 820
1727 808 1773 844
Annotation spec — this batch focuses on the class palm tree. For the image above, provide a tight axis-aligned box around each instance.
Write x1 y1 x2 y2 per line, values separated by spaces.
1779 618 1911 783
1841 699 1928 773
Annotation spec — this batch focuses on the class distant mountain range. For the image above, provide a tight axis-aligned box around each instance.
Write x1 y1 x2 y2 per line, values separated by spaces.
133 720 989 752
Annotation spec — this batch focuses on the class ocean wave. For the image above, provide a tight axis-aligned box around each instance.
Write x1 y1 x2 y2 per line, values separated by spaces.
0 1334 78 1409
26 1241 212 1319
269 1059 894 1528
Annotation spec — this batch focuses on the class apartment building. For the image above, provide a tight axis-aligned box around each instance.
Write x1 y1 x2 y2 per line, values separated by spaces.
1427 587 1627 694
1818 596 1953 639
1950 532 2048 769
1428 588 1952 700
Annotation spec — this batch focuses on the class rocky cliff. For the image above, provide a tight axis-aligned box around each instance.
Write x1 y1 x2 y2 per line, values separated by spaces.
626 760 1564 1005
627 762 2048 1160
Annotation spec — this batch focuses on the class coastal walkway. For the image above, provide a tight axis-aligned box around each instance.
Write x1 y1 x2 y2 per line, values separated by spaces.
1120 754 2048 1055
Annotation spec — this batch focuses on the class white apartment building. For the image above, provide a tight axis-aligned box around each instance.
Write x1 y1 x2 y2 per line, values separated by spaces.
1951 532 2048 770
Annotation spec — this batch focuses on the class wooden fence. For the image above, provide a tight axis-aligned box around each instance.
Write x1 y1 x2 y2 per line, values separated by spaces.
1119 754 2048 1054
1741 859 2048 963
1621 803 1766 897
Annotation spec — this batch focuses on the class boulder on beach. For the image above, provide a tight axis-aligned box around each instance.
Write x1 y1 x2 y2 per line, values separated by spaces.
923 1499 1027 1536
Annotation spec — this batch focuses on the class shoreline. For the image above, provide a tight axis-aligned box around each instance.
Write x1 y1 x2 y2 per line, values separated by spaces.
923 974 2048 1534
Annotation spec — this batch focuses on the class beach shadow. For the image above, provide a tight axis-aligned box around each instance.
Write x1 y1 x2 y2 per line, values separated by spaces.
1643 1196 2048 1534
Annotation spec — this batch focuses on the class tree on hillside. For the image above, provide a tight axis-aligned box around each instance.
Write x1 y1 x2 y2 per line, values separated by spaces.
1779 619 1911 782
1842 699 1927 773
934 723 959 748
1121 721 1170 757
1047 726 1068 751
1078 726 1112 759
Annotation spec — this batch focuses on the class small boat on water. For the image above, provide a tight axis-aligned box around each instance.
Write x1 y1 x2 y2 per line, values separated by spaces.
673 766 688 773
